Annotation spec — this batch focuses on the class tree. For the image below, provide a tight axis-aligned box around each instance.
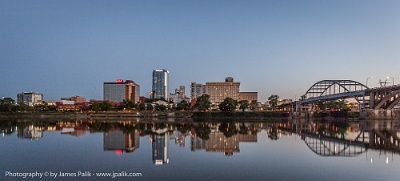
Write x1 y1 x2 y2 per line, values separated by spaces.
250 100 257 110
337 99 349 111
0 98 16 112
147 104 154 111
325 99 349 111
268 127 279 140
195 123 211 140
219 97 237 113
155 104 166 111
16 102 30 112
177 100 190 111
91 101 113 112
138 103 146 111
122 99 136 110
238 100 249 113
101 102 113 111
268 94 279 110
194 94 211 112
316 101 326 111
91 102 102 112
219 120 237 138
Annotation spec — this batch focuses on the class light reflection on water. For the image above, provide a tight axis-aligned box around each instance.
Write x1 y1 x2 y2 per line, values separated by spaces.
0 119 399 180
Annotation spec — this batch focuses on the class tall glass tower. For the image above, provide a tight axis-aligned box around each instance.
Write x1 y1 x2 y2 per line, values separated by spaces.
152 69 169 100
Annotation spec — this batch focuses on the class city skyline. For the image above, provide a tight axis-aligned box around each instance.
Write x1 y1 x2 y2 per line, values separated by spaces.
1 1 399 102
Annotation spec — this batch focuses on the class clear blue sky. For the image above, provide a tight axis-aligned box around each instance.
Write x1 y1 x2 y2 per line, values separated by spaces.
1 0 399 102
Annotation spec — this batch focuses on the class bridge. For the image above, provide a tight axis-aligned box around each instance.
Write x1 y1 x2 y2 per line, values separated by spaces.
280 80 400 111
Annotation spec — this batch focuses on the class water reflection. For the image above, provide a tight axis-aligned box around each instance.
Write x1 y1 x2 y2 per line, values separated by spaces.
1 119 400 162
104 130 140 154
18 125 43 140
151 130 169 165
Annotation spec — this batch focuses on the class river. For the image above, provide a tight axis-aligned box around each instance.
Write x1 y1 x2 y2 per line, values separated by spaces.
1 118 399 180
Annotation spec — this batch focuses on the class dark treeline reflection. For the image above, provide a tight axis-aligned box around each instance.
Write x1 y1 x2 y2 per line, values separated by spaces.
1 119 400 157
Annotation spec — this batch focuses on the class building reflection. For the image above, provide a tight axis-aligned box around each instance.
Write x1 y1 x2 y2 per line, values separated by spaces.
57 121 89 137
205 132 239 156
170 130 189 147
239 134 257 142
17 125 43 140
104 130 140 154
2 126 16 136
151 131 169 165
191 134 205 152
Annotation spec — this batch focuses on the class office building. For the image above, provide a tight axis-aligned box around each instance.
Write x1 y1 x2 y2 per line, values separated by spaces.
152 69 169 100
17 92 43 106
190 82 206 100
103 79 140 103
206 77 240 103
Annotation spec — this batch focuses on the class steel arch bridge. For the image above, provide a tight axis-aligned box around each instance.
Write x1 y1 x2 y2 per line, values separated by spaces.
299 80 369 106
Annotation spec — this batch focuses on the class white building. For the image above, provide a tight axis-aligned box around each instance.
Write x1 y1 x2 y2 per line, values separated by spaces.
17 92 43 106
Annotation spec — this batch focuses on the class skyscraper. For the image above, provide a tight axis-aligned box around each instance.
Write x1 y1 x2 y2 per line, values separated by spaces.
152 69 169 100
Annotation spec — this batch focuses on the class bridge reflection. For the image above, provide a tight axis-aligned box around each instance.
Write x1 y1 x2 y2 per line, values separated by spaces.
287 119 400 157
301 132 366 157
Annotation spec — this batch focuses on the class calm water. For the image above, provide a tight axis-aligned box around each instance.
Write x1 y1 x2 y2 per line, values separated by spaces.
1 118 399 181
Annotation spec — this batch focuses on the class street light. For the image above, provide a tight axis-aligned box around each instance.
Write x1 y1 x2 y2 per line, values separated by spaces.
366 77 373 87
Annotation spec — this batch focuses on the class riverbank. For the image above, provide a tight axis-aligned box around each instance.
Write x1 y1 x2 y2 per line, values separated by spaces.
0 111 291 120
192 111 290 120
0 112 89 120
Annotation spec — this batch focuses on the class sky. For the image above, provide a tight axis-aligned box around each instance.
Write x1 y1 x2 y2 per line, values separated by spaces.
1 0 399 102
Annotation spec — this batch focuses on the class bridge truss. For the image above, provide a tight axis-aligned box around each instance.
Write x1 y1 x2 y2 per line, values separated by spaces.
299 80 369 108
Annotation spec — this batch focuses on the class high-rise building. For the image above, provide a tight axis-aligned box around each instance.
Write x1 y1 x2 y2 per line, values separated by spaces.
190 82 206 100
152 69 169 100
206 77 240 103
103 79 140 103
17 92 43 106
